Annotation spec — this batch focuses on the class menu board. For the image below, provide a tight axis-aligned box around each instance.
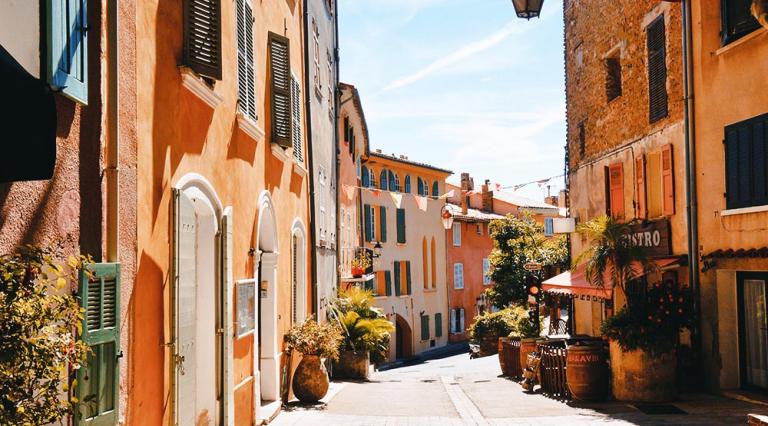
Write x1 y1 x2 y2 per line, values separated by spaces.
236 281 255 338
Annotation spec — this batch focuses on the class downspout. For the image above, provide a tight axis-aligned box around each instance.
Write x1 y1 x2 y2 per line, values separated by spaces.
682 0 701 373
303 0 319 316
333 0 341 295
106 0 119 263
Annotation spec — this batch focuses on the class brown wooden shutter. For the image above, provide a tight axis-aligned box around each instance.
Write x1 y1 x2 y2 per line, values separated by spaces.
605 57 622 102
183 0 222 80
662 144 675 215
609 163 625 220
635 155 647 219
647 16 668 124
269 32 292 147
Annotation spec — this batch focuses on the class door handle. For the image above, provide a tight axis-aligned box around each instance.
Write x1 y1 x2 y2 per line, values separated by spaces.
175 354 186 375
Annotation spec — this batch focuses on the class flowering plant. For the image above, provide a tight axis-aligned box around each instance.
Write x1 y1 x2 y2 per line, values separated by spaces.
350 252 371 270
284 317 343 361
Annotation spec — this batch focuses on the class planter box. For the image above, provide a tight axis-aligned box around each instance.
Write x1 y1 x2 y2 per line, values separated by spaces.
479 335 500 357
610 341 676 402
332 350 370 380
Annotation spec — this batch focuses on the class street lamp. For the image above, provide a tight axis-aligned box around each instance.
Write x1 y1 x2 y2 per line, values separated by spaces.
440 205 454 230
372 241 383 258
511 0 544 20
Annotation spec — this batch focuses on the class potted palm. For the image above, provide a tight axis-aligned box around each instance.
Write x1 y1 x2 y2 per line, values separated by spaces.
577 216 691 402
349 252 371 278
330 287 394 379
285 318 343 403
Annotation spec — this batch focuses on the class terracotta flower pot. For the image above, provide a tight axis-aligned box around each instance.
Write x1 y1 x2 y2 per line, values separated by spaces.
292 354 330 403
609 341 676 402
351 266 364 278
332 350 370 380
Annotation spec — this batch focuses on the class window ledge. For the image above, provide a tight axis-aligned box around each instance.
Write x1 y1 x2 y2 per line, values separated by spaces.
180 67 223 109
720 205 768 217
271 144 290 162
714 27 768 56
423 288 437 293
293 161 308 177
236 113 264 142
454 287 464 291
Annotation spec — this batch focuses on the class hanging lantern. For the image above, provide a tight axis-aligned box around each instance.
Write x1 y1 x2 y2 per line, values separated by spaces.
440 205 454 230
511 0 544 20
754 0 768 29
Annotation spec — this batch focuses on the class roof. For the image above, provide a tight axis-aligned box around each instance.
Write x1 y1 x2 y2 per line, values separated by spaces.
339 82 370 154
367 151 453 175
446 203 504 222
492 190 559 211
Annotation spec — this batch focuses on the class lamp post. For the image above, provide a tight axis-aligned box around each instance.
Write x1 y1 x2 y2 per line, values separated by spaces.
511 0 544 20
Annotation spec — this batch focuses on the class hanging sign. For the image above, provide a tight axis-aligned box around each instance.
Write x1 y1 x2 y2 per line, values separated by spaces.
523 262 542 271
236 280 255 338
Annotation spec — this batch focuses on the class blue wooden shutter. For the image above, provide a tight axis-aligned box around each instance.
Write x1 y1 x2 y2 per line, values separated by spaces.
396 209 406 244
432 181 439 197
420 315 429 340
76 263 120 425
379 206 387 242
47 0 89 104
385 270 392 296
362 166 370 187
364 204 372 242
404 175 411 193
380 170 388 190
405 261 412 295
435 313 443 337
394 261 401 296
389 171 396 192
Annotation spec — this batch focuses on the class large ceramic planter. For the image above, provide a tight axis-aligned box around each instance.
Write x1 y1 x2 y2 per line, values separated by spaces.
292 355 330 402
566 342 609 401
609 341 676 402
332 350 370 380
479 334 500 357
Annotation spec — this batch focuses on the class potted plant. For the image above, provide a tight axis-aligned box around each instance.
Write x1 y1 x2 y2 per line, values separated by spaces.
330 287 394 379
468 309 516 357
350 252 371 278
285 317 343 403
577 216 691 402
498 306 538 377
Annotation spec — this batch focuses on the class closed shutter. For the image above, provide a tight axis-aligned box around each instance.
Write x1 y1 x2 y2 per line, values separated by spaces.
396 209 406 243
268 32 292 147
364 204 372 242
608 163 625 219
454 263 464 289
291 77 303 161
432 181 439 197
183 0 222 80
394 262 401 296
404 176 411 193
723 0 761 43
635 155 647 219
47 0 89 103
389 171 396 192
420 315 429 341
344 116 350 142
364 278 374 293
647 15 668 124
405 261 412 295
385 270 392 296
380 170 388 191
725 113 768 209
435 313 443 337
417 178 424 196
661 144 675 215
362 167 370 187
460 309 465 331
236 0 255 120
379 206 387 242
76 263 120 425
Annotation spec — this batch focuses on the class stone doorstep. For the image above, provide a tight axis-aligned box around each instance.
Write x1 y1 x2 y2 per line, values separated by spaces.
723 390 768 408
749 414 768 425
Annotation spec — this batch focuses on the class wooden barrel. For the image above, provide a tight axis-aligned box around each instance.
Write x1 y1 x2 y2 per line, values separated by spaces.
566 343 609 401
498 337 509 374
519 338 537 373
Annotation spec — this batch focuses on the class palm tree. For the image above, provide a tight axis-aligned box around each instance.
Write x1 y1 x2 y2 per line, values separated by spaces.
330 287 395 362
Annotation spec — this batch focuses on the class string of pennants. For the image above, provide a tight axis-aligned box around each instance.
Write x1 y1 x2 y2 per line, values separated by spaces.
342 184 455 212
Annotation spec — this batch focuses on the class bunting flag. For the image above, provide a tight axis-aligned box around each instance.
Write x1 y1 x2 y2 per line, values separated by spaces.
390 192 403 208
494 183 503 192
343 184 357 201
371 189 381 197
439 189 455 200
415 195 428 211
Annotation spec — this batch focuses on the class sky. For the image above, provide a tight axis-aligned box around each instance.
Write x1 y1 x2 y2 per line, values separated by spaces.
338 0 566 201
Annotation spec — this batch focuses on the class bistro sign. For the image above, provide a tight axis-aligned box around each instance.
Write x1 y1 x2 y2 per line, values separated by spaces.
627 219 671 257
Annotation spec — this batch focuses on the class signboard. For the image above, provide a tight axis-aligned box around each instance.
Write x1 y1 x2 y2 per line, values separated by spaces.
236 281 255 338
628 219 671 257
523 262 542 271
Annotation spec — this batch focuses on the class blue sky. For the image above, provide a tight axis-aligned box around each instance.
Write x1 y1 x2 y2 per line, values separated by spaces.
338 0 566 200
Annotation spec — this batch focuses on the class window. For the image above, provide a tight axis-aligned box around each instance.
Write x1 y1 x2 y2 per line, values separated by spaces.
396 209 406 244
417 177 427 196
642 145 675 217
605 56 622 102
291 76 303 161
312 19 321 94
483 258 491 285
369 168 377 188
364 204 375 242
389 171 399 192
450 308 465 333
605 163 625 220
725 113 768 209
380 170 388 191
434 313 443 338
319 166 327 240
452 223 461 246
578 120 586 157
422 238 429 289
722 0 761 44
404 175 411 193
432 181 439 197
375 271 386 296
420 315 430 341
454 263 464 289
476 224 483 235
394 261 412 295
379 206 387 242
236 0 256 120
47 0 90 103
343 116 350 142
647 16 668 124
361 166 370 187
268 32 291 147
430 237 437 288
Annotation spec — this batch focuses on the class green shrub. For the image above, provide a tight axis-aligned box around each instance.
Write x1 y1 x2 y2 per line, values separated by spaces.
507 305 539 338
331 287 394 364
469 309 516 342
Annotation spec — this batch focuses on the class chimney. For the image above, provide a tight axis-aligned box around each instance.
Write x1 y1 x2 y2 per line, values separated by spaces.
544 196 559 206
461 195 468 215
558 189 569 209
481 180 494 213
460 173 474 191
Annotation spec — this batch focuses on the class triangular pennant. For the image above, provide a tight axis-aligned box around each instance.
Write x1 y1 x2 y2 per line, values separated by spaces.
439 189 455 200
343 184 357 201
390 192 403 208
415 195 428 211
372 189 381 197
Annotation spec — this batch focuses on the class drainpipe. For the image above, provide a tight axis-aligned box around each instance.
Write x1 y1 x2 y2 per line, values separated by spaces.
333 0 341 296
302 0 319 316
681 0 702 374
106 0 119 263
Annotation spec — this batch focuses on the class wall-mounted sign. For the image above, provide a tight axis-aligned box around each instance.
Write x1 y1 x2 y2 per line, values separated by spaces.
236 281 255 338
628 219 671 257
524 262 542 271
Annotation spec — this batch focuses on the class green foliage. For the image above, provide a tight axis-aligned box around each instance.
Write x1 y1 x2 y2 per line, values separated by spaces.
506 305 539 338
468 309 517 342
0 245 90 425
331 287 394 364
485 213 569 307
285 317 343 361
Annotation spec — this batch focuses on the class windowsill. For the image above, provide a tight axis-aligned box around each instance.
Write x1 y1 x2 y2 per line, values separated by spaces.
423 288 437 293
271 144 290 162
339 274 375 283
720 204 768 217
179 67 223 109
399 295 411 299
715 27 767 56
236 113 264 142
292 161 308 177
454 287 464 291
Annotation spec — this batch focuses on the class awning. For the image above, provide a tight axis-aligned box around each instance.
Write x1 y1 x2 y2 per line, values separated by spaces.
542 256 685 299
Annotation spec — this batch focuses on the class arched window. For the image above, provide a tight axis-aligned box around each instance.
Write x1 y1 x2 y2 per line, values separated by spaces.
380 170 388 191
422 238 429 289
394 173 401 192
369 168 377 188
404 175 411 193
432 181 439 197
417 177 425 196
361 166 370 187
431 237 437 288
388 170 398 192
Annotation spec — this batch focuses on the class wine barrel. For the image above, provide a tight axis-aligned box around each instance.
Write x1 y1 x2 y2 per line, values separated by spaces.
519 338 537 373
566 343 609 401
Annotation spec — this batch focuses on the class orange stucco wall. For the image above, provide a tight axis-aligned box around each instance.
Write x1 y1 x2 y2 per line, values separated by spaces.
132 0 310 424
338 85 365 277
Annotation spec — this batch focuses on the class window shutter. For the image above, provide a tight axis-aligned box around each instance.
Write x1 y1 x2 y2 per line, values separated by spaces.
364 204 372 242
406 261 412 295
609 163 625 220
752 119 768 205
380 170 388 191
47 0 89 103
183 0 222 80
647 16 668 124
460 309 465 331
362 167 370 187
236 0 255 120
76 263 120 424
432 182 439 197
417 178 424 196
389 171 396 192
291 77 303 161
420 315 429 341
435 313 443 337
404 176 411 193
723 0 761 43
725 113 768 209
396 208 406 243
268 32 292 147
430 238 437 287
605 57 622 102
661 144 675 215
725 127 740 209
394 261 401 296
635 155 647 219
344 116 350 142
379 206 387 242
385 270 392 296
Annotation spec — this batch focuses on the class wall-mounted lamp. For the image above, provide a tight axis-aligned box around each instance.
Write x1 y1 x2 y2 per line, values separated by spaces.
511 0 544 20
440 205 454 230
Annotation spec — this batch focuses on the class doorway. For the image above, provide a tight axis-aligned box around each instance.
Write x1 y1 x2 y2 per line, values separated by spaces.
393 314 412 360
738 272 768 390
256 192 280 405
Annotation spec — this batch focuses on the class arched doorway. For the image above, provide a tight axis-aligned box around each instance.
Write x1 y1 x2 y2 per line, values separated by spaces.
256 192 279 404
393 314 413 360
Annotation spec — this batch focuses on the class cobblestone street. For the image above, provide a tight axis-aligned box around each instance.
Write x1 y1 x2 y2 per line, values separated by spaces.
273 352 768 426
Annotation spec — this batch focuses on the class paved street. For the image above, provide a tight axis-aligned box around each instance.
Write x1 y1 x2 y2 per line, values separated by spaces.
272 352 768 426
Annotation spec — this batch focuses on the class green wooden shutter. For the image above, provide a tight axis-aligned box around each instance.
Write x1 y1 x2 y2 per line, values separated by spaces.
268 32 292 147
420 315 429 341
379 206 387 242
435 313 443 337
405 261 412 295
396 209 406 244
365 278 374 292
394 262 401 296
364 204 372 242
385 271 392 296
47 0 89 104
76 263 120 425
183 0 222 79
